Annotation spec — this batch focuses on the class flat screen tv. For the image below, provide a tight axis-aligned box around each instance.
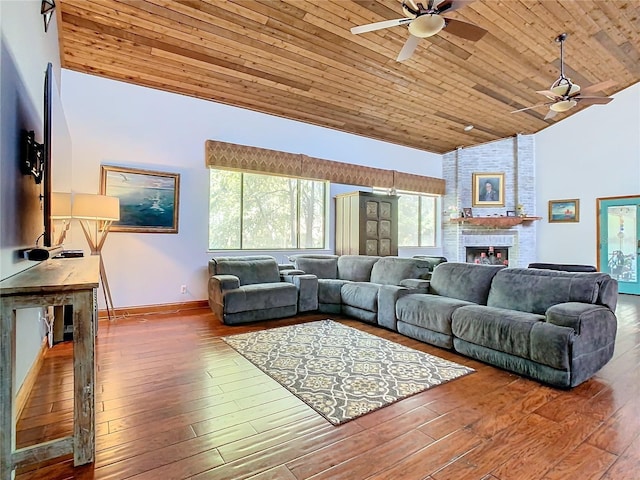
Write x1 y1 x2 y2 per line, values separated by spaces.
43 62 52 247
20 62 53 248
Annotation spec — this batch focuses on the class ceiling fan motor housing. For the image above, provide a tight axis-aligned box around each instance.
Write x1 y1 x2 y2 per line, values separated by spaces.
550 80 580 98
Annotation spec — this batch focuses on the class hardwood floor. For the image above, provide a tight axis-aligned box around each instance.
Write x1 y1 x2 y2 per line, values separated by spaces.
15 295 640 480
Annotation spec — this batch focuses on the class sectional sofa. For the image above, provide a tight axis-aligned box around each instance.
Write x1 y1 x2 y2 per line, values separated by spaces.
394 262 618 388
209 254 618 388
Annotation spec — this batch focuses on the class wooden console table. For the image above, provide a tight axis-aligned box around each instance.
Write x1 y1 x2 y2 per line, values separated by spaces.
0 256 100 480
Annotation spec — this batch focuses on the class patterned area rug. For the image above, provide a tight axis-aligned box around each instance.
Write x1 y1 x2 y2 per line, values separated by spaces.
222 319 474 425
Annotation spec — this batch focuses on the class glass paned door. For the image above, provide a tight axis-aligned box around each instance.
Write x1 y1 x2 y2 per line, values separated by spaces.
598 196 640 295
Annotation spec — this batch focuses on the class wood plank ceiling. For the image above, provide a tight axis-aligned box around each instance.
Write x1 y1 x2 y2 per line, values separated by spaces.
58 0 640 154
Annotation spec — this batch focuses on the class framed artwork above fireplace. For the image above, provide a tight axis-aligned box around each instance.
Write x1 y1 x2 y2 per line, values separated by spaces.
472 172 505 207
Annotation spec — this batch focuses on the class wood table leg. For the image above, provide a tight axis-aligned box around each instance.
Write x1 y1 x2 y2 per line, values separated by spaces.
72 290 95 465
0 302 16 480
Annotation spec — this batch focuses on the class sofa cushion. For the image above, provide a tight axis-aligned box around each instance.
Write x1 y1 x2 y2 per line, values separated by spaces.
291 255 339 279
370 257 431 285
396 294 474 335
337 255 380 282
487 268 611 315
452 304 546 360
318 279 350 305
341 282 380 312
210 256 280 285
429 263 505 305
223 283 297 313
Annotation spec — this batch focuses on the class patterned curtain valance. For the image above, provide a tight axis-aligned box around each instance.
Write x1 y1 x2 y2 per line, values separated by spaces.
205 140 445 195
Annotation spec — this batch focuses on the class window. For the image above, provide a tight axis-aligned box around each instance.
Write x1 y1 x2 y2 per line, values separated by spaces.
209 169 326 250
375 189 438 247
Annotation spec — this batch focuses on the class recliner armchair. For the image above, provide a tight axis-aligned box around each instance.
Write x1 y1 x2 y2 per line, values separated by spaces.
208 255 299 325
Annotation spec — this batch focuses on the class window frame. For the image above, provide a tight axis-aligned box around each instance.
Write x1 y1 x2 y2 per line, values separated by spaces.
374 188 440 248
208 169 328 251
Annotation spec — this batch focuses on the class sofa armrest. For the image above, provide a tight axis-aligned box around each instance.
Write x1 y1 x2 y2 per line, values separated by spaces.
400 278 430 291
283 274 318 312
211 274 240 291
546 302 617 357
208 274 240 322
546 302 612 334
280 269 306 277
378 285 416 331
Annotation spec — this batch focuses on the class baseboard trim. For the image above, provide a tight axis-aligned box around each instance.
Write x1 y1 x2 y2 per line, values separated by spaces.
98 300 209 319
16 337 48 419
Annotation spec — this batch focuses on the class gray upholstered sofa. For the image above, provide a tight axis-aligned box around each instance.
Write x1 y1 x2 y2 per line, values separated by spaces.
394 262 618 388
208 255 306 325
286 255 432 325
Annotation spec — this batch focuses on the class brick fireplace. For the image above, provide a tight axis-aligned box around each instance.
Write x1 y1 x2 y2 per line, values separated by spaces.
442 135 537 267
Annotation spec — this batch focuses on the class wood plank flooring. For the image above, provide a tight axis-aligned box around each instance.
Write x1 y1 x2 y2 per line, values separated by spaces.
14 294 640 480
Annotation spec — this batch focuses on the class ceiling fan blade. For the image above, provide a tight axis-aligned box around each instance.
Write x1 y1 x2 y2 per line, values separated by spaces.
536 89 559 98
442 18 487 41
511 103 550 113
397 34 421 62
580 79 617 96
544 109 558 120
436 0 475 14
351 18 411 35
578 96 613 106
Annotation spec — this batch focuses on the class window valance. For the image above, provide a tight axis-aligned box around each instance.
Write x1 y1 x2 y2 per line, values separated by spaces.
205 140 445 195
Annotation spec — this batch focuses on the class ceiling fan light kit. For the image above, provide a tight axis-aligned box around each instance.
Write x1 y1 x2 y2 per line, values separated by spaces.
549 99 577 112
408 14 446 38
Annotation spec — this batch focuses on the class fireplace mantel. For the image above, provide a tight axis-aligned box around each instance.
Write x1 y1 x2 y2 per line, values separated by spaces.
450 216 541 228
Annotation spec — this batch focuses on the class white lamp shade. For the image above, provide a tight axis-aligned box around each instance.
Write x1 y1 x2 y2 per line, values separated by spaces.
72 193 120 221
408 14 445 38
50 192 72 219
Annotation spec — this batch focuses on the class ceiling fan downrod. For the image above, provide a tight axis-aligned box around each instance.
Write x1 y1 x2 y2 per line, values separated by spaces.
551 33 578 97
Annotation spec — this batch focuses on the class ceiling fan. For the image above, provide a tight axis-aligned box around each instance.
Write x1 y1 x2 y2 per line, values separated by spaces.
350 0 487 62
512 33 616 120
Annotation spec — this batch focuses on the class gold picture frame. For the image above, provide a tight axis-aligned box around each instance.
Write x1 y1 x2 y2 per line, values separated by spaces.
100 165 180 233
548 199 580 223
472 172 505 207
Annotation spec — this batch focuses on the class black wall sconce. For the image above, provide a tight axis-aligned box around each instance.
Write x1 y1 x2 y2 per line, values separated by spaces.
41 0 56 32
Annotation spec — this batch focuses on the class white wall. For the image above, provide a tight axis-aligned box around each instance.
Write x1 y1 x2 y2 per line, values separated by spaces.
535 83 640 265
61 71 442 309
1 0 68 389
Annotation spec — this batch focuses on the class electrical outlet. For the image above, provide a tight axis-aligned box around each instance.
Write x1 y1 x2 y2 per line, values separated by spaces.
180 285 187 294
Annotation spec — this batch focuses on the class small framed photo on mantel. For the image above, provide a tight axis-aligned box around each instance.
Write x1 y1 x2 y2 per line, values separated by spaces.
462 208 473 218
506 210 516 217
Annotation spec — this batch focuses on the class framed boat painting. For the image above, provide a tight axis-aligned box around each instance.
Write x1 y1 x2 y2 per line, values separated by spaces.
548 198 579 223
100 165 180 233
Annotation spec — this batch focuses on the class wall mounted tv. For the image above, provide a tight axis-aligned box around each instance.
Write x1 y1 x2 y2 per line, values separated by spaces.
21 62 53 248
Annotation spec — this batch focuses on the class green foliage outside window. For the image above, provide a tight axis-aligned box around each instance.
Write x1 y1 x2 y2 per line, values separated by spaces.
376 189 437 247
209 169 326 250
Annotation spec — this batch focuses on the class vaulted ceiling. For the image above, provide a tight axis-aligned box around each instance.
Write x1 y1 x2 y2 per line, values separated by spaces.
58 0 640 154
